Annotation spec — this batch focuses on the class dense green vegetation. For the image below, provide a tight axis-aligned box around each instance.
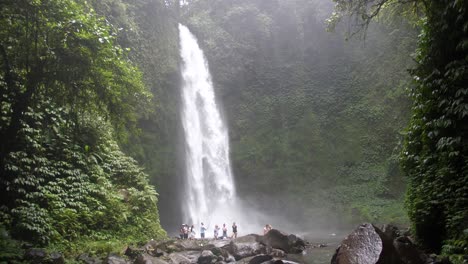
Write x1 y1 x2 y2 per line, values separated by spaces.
181 0 417 228
401 0 467 257
89 0 183 231
0 0 166 255
331 0 468 260
0 0 466 261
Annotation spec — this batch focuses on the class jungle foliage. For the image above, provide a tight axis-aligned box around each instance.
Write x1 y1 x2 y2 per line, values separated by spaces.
330 0 468 259
90 0 183 229
0 0 165 253
181 0 417 228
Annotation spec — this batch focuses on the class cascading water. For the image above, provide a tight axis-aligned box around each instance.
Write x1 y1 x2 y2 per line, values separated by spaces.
178 24 239 231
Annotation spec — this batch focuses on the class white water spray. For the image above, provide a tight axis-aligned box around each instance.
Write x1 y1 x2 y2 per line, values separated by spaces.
179 24 244 232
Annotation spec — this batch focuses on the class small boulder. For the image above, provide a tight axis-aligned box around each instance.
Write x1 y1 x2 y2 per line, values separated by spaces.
24 248 47 263
168 252 191 264
48 252 65 264
270 249 286 258
248 254 273 264
103 254 128 264
198 250 216 264
77 253 101 264
134 253 169 264
125 246 145 259
225 255 236 263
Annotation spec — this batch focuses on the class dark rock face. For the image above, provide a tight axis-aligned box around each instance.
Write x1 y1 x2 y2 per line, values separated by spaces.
381 225 400 240
270 248 286 258
77 253 102 264
49 252 65 264
126 246 146 259
247 254 272 264
259 229 305 254
134 253 170 264
103 254 129 264
168 252 192 264
222 237 266 260
198 250 217 264
24 248 47 263
393 236 426 264
331 223 403 264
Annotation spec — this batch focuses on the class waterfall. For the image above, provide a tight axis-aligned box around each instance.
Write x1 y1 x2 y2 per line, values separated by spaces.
178 24 238 230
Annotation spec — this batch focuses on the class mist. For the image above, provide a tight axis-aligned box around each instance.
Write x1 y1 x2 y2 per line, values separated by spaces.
156 0 417 239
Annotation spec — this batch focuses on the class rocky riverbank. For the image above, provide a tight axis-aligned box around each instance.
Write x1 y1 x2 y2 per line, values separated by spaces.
22 229 308 264
20 224 458 264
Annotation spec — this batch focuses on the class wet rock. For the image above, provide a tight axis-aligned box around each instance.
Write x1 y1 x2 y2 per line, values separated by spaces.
270 249 286 258
48 252 65 264
225 255 236 263
222 237 266 260
393 236 426 264
77 253 101 264
210 247 225 257
134 253 169 264
381 225 400 240
331 223 403 264
125 246 145 258
168 252 192 264
248 254 272 264
259 229 305 254
103 253 128 264
272 260 285 264
198 250 216 264
24 248 47 263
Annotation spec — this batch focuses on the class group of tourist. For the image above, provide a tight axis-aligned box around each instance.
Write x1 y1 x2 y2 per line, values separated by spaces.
179 222 238 240
179 222 273 239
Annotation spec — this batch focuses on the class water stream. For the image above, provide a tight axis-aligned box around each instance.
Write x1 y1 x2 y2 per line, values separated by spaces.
179 24 239 231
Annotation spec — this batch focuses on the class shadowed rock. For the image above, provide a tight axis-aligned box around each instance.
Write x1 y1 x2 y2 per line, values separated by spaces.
393 236 426 264
259 229 305 254
103 254 129 264
134 253 169 264
331 223 403 264
198 250 217 264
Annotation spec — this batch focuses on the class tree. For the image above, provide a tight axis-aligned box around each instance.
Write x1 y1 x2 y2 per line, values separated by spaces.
331 0 468 255
0 0 164 246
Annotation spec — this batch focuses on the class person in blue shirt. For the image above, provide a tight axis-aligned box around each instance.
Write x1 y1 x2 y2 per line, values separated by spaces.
200 222 207 238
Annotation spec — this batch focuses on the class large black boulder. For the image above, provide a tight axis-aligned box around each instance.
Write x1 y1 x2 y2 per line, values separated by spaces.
331 223 403 264
222 235 266 260
258 229 305 254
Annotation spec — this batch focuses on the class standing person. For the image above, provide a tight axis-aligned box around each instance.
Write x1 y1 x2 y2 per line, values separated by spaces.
222 223 228 239
263 224 272 235
214 225 220 239
179 225 184 239
183 224 189 239
231 222 238 239
200 222 207 238
189 224 196 239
